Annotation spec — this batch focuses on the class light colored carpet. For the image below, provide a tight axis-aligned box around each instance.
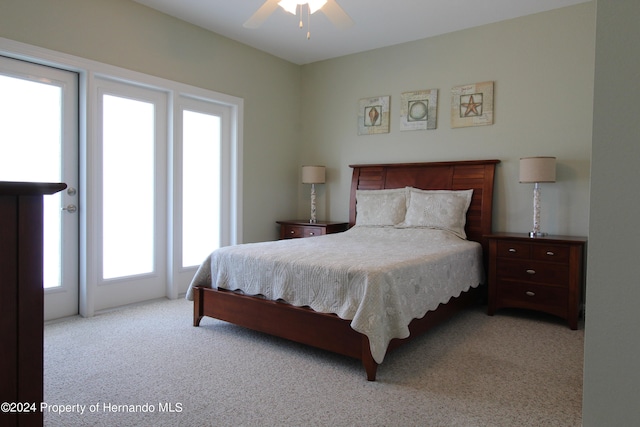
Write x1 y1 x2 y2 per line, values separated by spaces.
44 298 583 426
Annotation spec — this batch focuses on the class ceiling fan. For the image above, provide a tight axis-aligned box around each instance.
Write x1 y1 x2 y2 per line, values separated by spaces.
243 0 354 32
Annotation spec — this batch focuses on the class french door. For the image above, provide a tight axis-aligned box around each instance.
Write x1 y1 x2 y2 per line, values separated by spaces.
92 78 168 310
0 56 79 321
92 77 234 310
2 39 243 318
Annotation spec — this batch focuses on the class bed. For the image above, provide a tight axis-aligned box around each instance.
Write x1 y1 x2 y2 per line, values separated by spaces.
188 159 499 380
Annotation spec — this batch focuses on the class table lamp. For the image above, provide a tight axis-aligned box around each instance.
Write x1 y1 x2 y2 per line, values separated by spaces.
520 156 556 237
302 165 325 223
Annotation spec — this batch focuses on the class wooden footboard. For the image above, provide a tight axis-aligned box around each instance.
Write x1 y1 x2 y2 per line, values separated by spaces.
193 286 378 380
193 285 483 380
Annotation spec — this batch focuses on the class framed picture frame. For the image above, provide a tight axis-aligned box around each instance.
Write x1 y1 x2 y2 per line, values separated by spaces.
358 95 390 135
450 81 494 128
400 89 438 131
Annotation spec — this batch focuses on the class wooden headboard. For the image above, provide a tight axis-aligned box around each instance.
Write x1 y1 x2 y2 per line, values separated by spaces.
349 159 500 259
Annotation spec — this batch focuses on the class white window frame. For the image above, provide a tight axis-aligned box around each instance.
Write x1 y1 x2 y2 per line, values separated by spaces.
0 37 244 316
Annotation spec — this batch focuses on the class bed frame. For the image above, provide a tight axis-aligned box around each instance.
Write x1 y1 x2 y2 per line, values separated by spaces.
192 159 499 380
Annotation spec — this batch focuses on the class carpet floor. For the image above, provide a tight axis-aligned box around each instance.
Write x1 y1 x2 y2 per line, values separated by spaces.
43 298 584 426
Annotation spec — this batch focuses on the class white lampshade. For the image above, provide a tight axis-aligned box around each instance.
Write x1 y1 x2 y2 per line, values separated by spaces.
302 165 326 184
519 157 556 183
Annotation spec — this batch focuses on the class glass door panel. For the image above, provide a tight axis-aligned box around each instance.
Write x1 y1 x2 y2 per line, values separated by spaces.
0 74 63 288
182 109 221 268
101 95 155 279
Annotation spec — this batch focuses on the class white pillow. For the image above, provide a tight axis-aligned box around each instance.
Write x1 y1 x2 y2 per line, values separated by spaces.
355 188 408 226
400 188 473 238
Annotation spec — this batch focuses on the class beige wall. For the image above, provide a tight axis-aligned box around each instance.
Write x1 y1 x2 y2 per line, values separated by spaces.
0 0 302 243
300 3 595 238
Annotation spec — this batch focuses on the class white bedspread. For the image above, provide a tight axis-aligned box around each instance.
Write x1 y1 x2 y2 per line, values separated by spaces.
186 226 484 364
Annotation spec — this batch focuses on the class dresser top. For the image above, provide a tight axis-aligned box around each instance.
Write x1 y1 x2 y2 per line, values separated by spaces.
0 181 67 196
485 232 587 244
277 220 349 226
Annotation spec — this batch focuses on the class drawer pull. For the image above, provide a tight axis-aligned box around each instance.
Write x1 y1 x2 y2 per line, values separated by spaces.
309 232 315 236
525 291 536 297
290 230 295 234
508 248 517 253
546 251 555 256
526 269 536 275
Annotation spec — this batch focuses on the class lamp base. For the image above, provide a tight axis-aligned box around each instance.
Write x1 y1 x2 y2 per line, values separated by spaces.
309 183 317 224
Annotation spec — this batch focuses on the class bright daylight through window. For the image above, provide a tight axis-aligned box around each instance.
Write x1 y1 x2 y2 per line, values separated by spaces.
182 109 221 268
101 94 155 280
0 75 63 288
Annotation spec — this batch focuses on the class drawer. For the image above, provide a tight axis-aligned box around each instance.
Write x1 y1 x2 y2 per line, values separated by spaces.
496 240 531 259
282 225 323 238
496 259 569 286
302 226 323 237
496 280 568 312
531 244 570 263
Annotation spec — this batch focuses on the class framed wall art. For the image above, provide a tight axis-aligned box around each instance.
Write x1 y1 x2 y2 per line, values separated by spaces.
400 89 438 131
358 95 390 135
450 81 494 128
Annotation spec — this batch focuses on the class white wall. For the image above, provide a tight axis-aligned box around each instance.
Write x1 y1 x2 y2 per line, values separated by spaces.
300 3 595 239
583 0 640 425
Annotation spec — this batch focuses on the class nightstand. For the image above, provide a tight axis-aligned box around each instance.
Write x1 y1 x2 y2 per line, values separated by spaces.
486 233 587 330
276 220 349 239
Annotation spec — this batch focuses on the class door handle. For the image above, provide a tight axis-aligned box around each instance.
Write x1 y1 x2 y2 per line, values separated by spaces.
62 204 77 213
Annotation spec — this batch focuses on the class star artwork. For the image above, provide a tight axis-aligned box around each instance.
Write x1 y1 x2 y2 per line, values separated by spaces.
451 81 494 128
461 94 482 117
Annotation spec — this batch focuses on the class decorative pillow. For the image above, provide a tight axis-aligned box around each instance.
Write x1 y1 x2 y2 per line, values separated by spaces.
355 188 408 226
399 188 473 238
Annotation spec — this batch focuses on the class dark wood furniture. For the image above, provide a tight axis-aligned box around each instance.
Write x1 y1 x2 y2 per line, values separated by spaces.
192 159 499 380
276 220 349 239
0 181 66 427
486 233 587 329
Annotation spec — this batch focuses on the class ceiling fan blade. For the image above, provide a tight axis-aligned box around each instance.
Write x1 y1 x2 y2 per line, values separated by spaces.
322 0 354 29
243 0 281 29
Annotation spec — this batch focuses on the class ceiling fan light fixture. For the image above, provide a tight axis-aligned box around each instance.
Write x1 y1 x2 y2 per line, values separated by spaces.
278 0 328 15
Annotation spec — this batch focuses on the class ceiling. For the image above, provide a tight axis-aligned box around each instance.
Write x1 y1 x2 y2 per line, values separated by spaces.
132 0 589 65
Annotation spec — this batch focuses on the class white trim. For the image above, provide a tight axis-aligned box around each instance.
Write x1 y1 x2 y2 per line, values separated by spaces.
1 37 244 316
